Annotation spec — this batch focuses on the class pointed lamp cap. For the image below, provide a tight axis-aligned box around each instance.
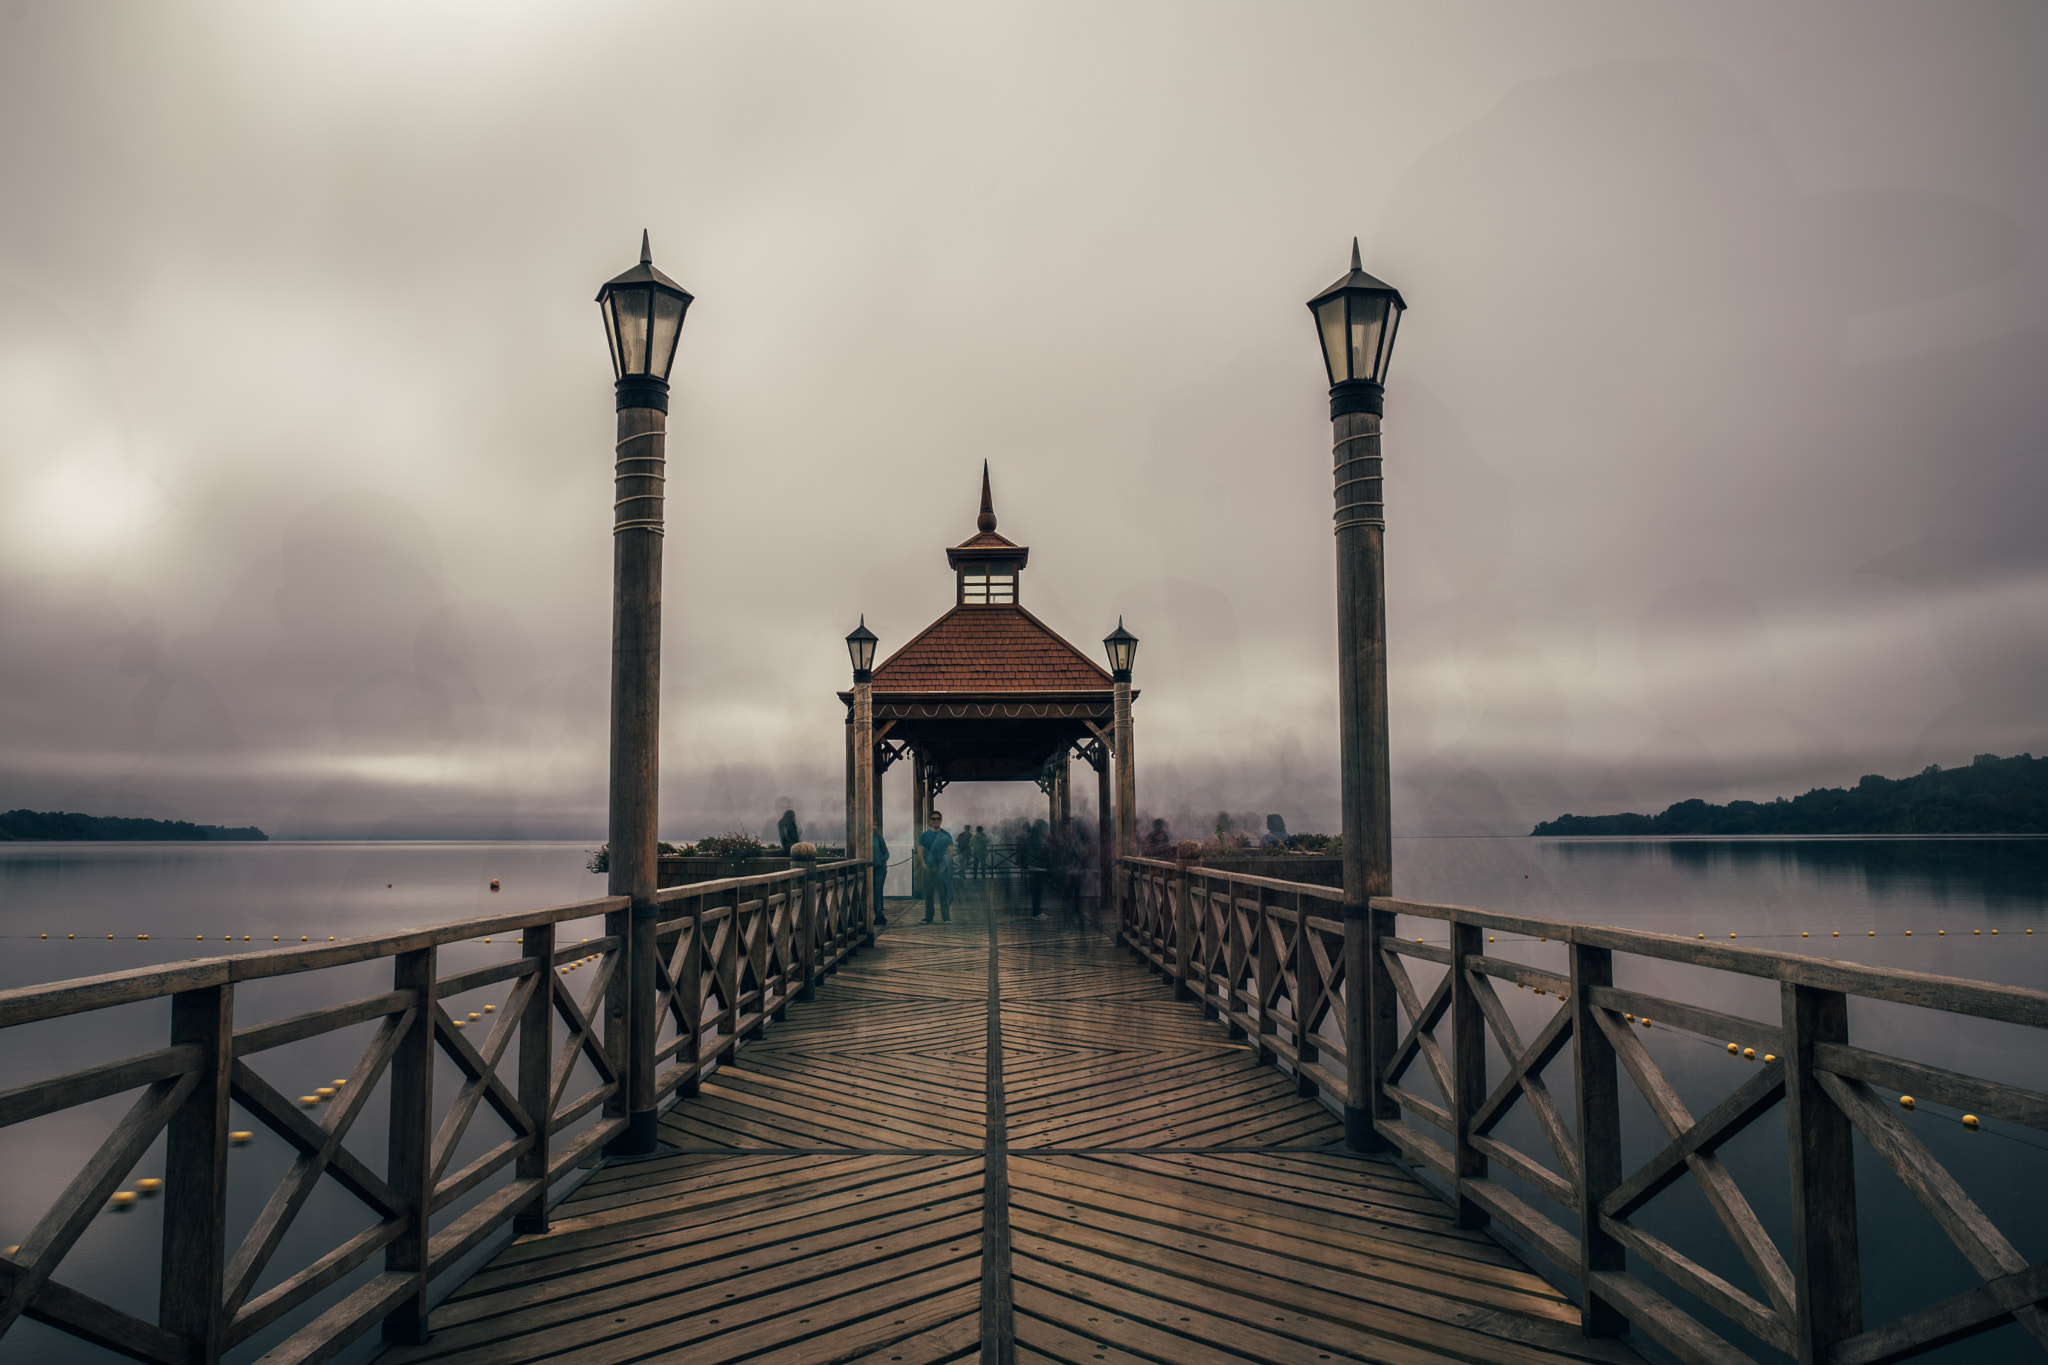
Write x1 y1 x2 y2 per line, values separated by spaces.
1307 238 1406 312
640 229 651 265
597 231 693 304
977 460 996 533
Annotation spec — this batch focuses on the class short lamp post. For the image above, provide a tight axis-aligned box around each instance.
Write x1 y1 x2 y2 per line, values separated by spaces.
1307 239 1403 1155
847 619 878 933
1103 620 1139 882
598 231 692 1158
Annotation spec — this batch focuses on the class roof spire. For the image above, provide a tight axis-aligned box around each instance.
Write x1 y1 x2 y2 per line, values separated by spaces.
1350 236 1361 271
977 460 997 533
640 229 651 265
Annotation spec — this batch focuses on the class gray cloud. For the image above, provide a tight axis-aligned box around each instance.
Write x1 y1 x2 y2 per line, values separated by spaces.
1 4 2043 840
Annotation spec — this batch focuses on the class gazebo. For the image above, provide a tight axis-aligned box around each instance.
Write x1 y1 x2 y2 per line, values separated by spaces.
841 466 1134 903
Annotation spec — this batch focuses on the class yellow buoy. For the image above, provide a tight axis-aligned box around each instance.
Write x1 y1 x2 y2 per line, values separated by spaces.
484 938 491 944
138 934 148 941
301 936 308 941
273 935 280 942
1625 1013 1635 1022
1869 931 1876 937
1801 932 1809 938
1697 933 1705 939
482 1005 494 1014
2 1246 15 1256
136 1178 162 1196
229 1131 254 1146
40 934 46 940
1533 988 1545 996
299 1095 319 1107
242 935 251 942
315 1087 334 1100
1833 931 1840 937
1905 930 1912 937
110 1191 136 1209
328 936 335 941
1900 1096 1915 1110
197 935 204 941
108 934 114 940
1962 1114 1980 1131
1641 1017 1653 1027
332 1079 347 1088
1742 1047 1756 1060
1938 930 1944 936
67 934 73 939
1727 1043 1739 1055
1416 937 1423 943
1763 1054 1777 1064
467 1011 480 1021
1992 929 1998 935
1488 936 1495 942
1973 929 1981 935
453 1019 465 1029
1730 933 1737 940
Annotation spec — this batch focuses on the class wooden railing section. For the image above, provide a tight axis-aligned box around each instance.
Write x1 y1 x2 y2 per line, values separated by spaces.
1117 852 2048 1365
0 856 870 1365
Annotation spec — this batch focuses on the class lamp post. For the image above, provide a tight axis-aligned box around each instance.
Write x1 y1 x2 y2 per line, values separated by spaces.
1103 620 1139 928
1307 239 1403 1154
598 230 692 1157
847 619 878 932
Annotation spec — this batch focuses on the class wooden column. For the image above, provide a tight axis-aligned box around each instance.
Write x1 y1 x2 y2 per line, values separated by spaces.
853 679 874 931
607 392 664 1158
911 751 927 899
1112 675 1137 858
160 983 232 1360
383 947 435 1344
1571 943 1626 1335
1450 921 1488 1229
1096 755 1113 920
1784 982 1860 1363
515 925 554 1235
1332 400 1393 1153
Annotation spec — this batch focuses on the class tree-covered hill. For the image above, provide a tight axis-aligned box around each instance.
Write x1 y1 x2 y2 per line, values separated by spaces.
0 810 267 841
1531 753 2048 836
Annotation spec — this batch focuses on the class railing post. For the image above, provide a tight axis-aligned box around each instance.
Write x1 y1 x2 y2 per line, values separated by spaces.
1346 902 1397 1153
600 903 637 1151
1450 920 1488 1230
160 983 231 1363
1570 942 1626 1335
1784 981 1860 1364
1255 886 1278 1065
1173 844 1198 1001
515 925 554 1235
678 896 705 1097
794 848 819 1002
1293 889 1319 1098
383 946 435 1345
623 901 658 1149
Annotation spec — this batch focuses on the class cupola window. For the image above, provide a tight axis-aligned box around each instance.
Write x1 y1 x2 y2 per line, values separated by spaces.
963 565 1016 605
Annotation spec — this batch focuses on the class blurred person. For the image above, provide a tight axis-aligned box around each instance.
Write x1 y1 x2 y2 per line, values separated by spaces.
919 809 954 924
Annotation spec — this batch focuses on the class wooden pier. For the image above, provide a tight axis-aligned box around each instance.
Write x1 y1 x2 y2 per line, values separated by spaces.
385 885 1628 1365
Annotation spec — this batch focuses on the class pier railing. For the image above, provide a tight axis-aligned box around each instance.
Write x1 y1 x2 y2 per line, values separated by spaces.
1117 851 2048 1365
0 855 870 1364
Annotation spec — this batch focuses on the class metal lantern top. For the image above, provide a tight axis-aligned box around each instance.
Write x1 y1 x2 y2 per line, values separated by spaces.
1102 619 1138 680
598 231 695 406
1306 238 1405 417
846 617 879 680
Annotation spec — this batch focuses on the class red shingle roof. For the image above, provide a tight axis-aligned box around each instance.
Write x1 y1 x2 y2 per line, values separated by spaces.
873 606 1112 693
953 529 1019 550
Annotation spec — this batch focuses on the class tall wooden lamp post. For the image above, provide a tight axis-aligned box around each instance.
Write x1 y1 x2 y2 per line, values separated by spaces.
1103 621 1139 923
846 618 878 930
1307 239 1405 1152
597 230 692 1156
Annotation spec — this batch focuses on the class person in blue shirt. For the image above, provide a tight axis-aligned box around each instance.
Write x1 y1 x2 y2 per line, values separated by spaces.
918 809 954 923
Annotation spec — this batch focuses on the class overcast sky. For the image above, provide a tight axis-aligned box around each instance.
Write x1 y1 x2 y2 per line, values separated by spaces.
1 1 2043 841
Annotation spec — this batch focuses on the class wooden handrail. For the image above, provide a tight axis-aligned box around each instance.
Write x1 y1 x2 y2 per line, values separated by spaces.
0 858 876 1364
1114 854 2048 1365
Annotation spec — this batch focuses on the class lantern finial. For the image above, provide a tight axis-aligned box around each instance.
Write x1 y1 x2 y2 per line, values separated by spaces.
978 461 996 533
640 229 651 265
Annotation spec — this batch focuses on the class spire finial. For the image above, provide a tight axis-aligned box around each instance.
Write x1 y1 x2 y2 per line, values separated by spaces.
640 229 651 265
977 460 996 533
1350 237 1361 271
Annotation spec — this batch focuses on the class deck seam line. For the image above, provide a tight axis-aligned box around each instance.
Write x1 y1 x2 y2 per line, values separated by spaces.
982 905 1016 1362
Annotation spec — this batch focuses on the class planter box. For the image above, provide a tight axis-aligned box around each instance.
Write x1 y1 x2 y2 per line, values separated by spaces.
1190 855 1343 889
656 855 793 889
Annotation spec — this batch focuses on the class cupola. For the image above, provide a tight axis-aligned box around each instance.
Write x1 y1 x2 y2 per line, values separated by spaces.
946 462 1029 605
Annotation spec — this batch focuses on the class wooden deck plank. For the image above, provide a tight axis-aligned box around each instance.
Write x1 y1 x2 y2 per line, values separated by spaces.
395 888 1635 1365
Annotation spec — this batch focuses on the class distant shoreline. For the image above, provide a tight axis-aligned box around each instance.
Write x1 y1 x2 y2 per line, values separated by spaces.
0 810 267 842
1531 753 2044 837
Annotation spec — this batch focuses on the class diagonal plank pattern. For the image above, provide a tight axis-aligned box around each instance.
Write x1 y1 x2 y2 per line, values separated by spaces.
390 885 1637 1365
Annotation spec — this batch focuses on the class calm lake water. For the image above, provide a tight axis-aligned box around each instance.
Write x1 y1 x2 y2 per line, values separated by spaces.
0 837 2043 1363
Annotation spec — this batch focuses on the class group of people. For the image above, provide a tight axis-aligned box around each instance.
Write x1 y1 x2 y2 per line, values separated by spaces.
898 810 1099 923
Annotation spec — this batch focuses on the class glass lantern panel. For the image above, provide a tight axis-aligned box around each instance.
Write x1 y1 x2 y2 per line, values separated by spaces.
610 287 652 376
1348 296 1389 384
988 569 1014 604
1379 305 1402 383
649 290 686 379
1316 298 1348 384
